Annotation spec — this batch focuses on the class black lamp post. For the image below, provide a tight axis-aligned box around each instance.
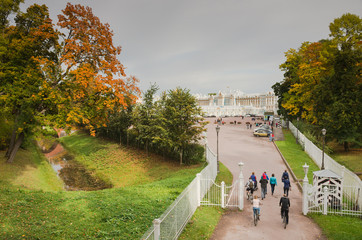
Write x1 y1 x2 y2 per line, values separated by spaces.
216 125 220 173
321 128 327 170
296 117 300 144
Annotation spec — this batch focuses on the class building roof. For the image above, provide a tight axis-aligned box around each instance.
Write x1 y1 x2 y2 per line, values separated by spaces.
313 169 342 179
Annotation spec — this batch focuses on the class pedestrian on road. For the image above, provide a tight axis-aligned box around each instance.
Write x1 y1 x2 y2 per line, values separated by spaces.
259 175 268 200
282 170 289 181
262 171 269 194
282 175 291 196
270 173 277 195
279 194 290 224
250 172 257 190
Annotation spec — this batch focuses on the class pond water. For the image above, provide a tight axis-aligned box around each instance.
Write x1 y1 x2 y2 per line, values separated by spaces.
45 143 112 191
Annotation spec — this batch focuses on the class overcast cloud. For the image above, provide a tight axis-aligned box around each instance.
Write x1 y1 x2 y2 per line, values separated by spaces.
22 0 361 95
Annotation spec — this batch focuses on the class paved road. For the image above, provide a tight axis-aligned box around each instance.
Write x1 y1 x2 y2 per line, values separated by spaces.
204 117 325 240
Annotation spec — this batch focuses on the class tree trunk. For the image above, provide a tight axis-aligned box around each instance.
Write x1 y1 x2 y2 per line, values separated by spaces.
344 141 349 152
179 150 183 165
146 139 149 156
6 132 24 163
119 131 122 146
5 126 17 158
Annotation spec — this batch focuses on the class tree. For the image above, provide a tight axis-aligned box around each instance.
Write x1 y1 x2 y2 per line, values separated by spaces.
52 3 139 135
1 3 140 162
132 83 159 155
1 4 59 163
275 13 361 151
161 87 206 164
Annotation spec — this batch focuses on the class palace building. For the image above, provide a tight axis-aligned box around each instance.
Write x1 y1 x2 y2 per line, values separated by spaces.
194 90 278 117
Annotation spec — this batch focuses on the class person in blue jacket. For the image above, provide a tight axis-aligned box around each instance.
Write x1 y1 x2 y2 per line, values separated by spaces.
250 172 257 190
282 175 291 196
282 170 289 181
269 173 277 195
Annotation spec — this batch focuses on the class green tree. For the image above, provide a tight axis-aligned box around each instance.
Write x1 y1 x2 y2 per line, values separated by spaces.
132 83 159 155
0 4 59 163
161 87 206 164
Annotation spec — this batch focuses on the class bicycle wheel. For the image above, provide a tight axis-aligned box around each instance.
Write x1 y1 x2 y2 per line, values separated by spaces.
254 211 258 226
283 215 287 229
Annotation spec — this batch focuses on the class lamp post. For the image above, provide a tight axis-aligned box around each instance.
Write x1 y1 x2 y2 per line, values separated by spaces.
321 128 327 170
296 117 299 144
216 125 220 173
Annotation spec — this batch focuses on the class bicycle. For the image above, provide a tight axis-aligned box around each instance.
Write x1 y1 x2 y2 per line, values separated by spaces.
281 210 287 229
246 189 253 203
253 208 260 226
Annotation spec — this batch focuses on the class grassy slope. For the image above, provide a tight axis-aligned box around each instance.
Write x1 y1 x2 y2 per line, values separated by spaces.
276 129 362 240
275 130 320 182
179 162 233 240
0 133 204 239
331 151 362 179
0 145 63 191
59 132 202 187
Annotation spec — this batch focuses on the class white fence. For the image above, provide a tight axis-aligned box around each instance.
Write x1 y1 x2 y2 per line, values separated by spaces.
141 145 218 240
305 184 362 216
289 122 362 209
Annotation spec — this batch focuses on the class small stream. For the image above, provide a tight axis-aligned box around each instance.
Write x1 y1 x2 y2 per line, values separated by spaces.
45 143 112 191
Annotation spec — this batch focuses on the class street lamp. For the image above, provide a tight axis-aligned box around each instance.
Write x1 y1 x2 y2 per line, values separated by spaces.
321 128 327 170
216 125 220 173
303 163 309 181
296 117 300 144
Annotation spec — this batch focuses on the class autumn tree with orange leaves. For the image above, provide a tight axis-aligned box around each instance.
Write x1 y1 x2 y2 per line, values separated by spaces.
1 2 139 162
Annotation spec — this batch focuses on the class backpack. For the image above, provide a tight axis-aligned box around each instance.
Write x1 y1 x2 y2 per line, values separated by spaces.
249 181 254 189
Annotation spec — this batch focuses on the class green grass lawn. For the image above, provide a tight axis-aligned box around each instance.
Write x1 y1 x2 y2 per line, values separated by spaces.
275 130 320 182
0 132 205 239
276 129 362 239
331 151 362 179
179 162 233 240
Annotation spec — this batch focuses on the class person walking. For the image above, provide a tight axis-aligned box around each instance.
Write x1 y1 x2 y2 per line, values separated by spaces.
259 175 268 200
262 172 269 194
279 194 290 225
270 173 277 195
282 175 291 196
282 170 289 181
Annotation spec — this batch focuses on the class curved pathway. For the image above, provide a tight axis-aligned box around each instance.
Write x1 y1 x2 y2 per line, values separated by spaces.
205 117 325 240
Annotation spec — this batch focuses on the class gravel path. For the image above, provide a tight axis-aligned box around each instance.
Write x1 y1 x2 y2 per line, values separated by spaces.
204 117 326 240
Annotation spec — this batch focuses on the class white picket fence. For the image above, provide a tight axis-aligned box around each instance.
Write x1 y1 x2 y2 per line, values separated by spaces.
141 145 218 240
288 122 362 210
305 184 362 216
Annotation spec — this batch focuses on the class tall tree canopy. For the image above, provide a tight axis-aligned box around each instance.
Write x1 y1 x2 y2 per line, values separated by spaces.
0 2 139 162
273 13 361 151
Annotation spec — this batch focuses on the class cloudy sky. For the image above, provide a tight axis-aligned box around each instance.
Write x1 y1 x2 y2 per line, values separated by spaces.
21 0 361 95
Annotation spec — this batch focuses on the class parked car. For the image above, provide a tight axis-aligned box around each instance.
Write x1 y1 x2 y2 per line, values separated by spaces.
253 129 272 137
256 124 271 131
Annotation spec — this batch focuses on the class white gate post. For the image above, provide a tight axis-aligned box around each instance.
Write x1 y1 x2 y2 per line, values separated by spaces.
323 186 328 215
197 173 201 207
238 162 244 210
221 181 225 208
153 218 161 240
302 163 309 215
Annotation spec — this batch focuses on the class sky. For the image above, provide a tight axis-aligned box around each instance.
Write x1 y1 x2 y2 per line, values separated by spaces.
21 0 361 95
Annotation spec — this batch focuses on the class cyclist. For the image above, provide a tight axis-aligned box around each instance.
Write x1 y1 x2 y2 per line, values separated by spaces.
279 194 290 225
250 172 258 190
245 177 255 196
252 195 262 220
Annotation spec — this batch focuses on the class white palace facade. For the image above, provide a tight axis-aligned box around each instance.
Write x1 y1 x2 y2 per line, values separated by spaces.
194 90 278 117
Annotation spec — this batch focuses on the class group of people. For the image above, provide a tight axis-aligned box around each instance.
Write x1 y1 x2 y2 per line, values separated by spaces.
245 170 291 225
